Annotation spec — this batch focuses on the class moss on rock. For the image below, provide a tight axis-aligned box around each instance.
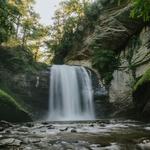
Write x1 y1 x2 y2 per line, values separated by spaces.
133 69 150 91
0 89 32 122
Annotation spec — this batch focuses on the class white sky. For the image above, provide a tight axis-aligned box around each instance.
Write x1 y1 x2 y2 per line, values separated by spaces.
34 0 62 25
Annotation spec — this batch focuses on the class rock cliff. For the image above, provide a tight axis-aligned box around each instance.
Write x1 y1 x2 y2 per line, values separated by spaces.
60 2 150 120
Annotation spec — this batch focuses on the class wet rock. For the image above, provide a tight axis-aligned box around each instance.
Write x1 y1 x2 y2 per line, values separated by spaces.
25 122 34 128
29 138 41 143
41 122 49 125
90 144 101 149
60 127 69 132
89 124 94 127
46 124 55 129
0 120 13 129
0 138 22 146
100 123 105 127
17 127 29 132
137 142 150 150
5 129 11 134
40 129 46 132
23 146 32 150
71 129 77 133
0 127 4 132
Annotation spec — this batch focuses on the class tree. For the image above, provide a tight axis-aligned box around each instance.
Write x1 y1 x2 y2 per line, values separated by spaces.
48 0 91 53
0 0 20 44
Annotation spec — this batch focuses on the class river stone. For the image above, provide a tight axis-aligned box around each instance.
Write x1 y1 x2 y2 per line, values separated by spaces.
29 138 41 143
17 126 29 132
71 129 77 133
0 121 13 128
25 122 34 128
0 138 22 146
137 142 150 150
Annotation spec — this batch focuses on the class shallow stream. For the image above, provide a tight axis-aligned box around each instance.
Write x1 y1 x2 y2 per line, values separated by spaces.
0 119 150 150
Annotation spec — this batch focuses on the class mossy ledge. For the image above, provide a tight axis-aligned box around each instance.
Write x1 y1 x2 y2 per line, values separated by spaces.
133 69 150 92
0 89 32 122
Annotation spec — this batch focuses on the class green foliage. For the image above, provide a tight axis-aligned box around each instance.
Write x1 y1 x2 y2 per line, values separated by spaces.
84 0 102 21
0 89 31 122
133 69 150 91
126 35 141 69
92 47 119 84
131 0 150 22
84 0 127 22
0 0 50 63
0 46 46 73
47 0 91 63
0 46 34 72
0 0 19 43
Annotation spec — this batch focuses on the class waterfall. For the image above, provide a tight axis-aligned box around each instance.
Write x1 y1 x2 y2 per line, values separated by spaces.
47 65 95 121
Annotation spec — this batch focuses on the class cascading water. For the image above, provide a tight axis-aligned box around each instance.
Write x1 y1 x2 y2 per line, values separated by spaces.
47 65 95 121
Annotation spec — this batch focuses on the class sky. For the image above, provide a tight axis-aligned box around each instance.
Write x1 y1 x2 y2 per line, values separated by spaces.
34 0 62 25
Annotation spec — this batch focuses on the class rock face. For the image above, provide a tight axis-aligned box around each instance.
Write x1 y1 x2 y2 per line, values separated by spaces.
62 1 150 120
133 81 150 121
65 3 144 65
109 27 150 118
0 89 32 122
88 68 110 118
133 68 150 121
0 68 49 120
11 70 50 119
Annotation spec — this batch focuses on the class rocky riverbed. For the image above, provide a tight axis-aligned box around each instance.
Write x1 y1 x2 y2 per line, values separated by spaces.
0 120 150 150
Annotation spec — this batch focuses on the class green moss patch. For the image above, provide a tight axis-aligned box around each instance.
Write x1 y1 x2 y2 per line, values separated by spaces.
133 69 150 91
0 89 32 122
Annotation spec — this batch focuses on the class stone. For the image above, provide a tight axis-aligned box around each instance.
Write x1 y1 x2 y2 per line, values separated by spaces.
17 127 29 132
63 3 144 66
89 124 94 127
0 127 4 132
60 127 69 132
25 122 34 128
41 122 49 125
137 142 150 150
29 138 41 143
71 129 77 133
23 146 32 150
46 125 55 129
0 138 22 146
0 120 13 128
3 69 50 120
